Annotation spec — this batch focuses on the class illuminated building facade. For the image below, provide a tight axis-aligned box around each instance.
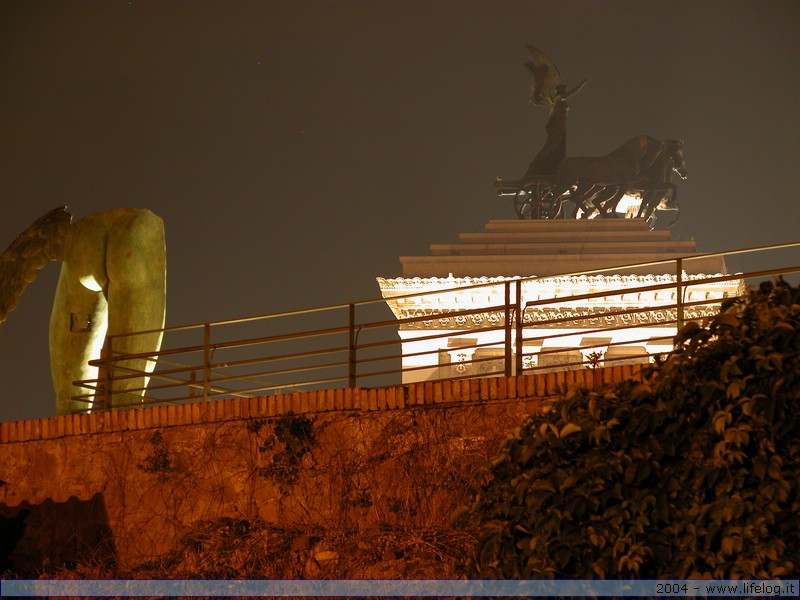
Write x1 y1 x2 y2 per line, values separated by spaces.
378 219 744 382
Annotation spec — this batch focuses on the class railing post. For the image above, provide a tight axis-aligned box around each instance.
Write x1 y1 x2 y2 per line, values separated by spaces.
515 279 523 376
104 337 113 411
203 323 211 402
504 281 512 377
676 257 685 333
348 303 357 388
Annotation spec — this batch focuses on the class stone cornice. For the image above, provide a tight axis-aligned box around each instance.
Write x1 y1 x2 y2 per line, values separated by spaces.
395 304 724 330
377 273 743 300
378 273 745 330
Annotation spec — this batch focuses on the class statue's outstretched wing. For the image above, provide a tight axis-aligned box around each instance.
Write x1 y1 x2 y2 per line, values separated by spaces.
0 206 72 324
526 44 561 108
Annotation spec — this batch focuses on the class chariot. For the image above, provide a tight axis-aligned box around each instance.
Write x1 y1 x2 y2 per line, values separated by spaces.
495 175 571 220
496 136 687 229
500 47 687 228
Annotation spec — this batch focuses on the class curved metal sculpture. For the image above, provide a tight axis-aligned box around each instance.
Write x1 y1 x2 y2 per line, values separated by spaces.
0 207 72 321
0 207 166 415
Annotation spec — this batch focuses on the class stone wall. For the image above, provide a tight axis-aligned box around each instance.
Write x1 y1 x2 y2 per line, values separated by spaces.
0 366 641 572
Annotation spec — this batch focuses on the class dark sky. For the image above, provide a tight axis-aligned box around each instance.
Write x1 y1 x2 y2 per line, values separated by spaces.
2 0 799 422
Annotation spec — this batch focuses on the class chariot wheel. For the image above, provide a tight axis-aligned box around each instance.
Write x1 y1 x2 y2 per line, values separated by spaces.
514 181 563 219
513 190 535 219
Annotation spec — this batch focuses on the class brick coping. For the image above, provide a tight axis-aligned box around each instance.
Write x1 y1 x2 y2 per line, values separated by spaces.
0 365 642 444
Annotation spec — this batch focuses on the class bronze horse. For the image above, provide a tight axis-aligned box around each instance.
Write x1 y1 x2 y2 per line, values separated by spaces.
555 136 688 224
632 139 688 226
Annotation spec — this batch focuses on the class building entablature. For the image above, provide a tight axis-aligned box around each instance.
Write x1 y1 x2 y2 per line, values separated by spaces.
378 273 743 311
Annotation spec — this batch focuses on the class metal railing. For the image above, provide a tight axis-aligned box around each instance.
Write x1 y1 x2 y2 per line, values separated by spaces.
72 241 800 412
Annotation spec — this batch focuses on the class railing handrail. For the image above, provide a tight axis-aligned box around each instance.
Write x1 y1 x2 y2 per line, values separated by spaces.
104 240 800 342
72 240 800 412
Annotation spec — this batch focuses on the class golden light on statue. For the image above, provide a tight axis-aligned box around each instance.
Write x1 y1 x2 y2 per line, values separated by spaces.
0 207 166 415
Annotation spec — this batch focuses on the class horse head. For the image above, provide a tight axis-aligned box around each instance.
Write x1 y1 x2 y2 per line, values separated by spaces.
661 139 688 180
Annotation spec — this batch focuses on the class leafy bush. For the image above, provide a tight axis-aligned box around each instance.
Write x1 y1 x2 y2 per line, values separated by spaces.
464 278 799 579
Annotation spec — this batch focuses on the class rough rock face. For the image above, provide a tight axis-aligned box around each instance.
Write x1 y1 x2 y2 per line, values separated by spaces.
1 366 644 577
131 518 475 580
1 396 544 576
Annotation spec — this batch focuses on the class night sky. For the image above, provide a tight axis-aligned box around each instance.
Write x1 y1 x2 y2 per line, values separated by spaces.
2 0 799 422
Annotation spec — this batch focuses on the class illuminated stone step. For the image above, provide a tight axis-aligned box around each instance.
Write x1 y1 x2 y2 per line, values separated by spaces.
459 229 672 243
399 253 727 278
483 219 652 232
429 240 698 256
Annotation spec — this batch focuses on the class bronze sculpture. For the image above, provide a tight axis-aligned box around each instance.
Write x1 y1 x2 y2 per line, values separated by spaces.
556 136 688 219
524 45 587 177
0 207 166 414
496 45 686 228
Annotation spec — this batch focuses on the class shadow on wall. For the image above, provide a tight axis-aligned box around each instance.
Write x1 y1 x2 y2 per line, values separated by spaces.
0 493 116 575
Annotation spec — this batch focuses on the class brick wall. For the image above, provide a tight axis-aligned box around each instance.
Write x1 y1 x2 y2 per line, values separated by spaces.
0 366 641 572
0 366 639 443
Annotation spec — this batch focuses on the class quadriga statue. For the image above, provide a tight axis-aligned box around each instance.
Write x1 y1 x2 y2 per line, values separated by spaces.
0 207 166 415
